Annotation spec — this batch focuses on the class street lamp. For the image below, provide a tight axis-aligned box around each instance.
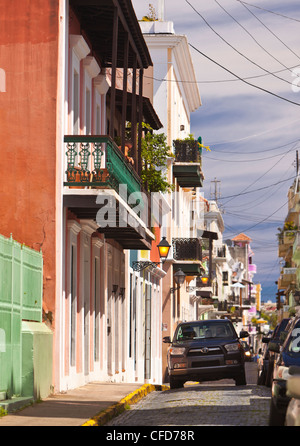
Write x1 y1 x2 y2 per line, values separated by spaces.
200 275 209 286
157 236 171 262
132 237 171 272
171 269 186 293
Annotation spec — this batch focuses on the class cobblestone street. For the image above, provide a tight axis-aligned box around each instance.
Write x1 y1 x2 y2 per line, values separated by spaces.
107 363 272 426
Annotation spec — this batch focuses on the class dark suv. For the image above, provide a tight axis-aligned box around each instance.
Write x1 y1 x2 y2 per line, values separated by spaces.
164 319 249 389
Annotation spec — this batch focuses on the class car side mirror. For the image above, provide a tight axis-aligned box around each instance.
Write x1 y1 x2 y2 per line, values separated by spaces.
239 330 249 338
268 341 280 353
163 336 171 344
262 337 271 343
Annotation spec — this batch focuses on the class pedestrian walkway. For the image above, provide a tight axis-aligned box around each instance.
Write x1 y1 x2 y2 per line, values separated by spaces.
0 382 168 427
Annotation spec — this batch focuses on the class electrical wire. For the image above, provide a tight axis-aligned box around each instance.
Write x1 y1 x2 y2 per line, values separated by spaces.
214 0 297 71
218 176 296 200
235 1 300 23
210 138 300 155
189 43 300 106
239 1 300 61
143 63 300 84
205 119 300 146
185 0 293 86
224 197 289 236
226 162 295 210
220 143 298 207
202 146 296 162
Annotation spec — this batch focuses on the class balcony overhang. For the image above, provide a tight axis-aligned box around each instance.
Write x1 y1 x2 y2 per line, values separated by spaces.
173 164 204 188
64 189 154 250
173 262 204 276
70 0 152 69
114 90 163 130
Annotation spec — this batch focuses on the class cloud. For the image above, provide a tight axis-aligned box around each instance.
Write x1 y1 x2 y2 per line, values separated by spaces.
132 0 300 302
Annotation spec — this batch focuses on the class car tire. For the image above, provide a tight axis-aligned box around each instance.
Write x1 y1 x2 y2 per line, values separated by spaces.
235 369 247 386
269 397 286 426
170 376 184 389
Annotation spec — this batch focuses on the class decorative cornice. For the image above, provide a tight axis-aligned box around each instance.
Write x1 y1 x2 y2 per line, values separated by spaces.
80 220 98 237
83 56 101 79
70 35 90 61
67 219 81 236
94 73 110 95
92 236 104 249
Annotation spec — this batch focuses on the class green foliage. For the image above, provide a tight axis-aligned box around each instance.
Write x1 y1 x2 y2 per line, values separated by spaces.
141 129 174 193
141 4 158 21
126 122 174 193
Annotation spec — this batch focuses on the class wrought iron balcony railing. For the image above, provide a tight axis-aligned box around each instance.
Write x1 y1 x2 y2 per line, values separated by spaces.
173 139 202 165
172 238 202 261
64 135 142 198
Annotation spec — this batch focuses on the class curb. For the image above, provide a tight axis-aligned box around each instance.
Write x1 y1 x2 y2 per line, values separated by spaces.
82 384 170 426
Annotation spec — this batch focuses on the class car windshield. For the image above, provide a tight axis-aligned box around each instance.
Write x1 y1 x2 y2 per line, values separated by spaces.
174 321 236 342
286 320 300 356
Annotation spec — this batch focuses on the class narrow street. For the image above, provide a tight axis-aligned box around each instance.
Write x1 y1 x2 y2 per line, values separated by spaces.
107 363 271 426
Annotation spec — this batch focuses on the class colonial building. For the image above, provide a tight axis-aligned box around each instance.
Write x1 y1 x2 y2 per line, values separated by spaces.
0 0 166 393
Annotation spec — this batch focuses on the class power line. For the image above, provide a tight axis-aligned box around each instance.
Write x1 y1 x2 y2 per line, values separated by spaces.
206 119 300 146
211 138 300 155
218 175 296 200
227 164 294 211
143 63 299 85
225 198 289 235
185 0 293 86
221 143 298 206
203 145 296 162
235 1 300 23
214 0 297 71
239 1 300 61
188 43 300 106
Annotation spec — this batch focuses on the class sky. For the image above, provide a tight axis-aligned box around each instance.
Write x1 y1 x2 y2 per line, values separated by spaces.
132 0 300 303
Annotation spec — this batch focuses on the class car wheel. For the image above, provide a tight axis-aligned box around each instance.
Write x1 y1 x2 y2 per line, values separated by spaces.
170 376 184 389
235 369 247 386
269 397 286 426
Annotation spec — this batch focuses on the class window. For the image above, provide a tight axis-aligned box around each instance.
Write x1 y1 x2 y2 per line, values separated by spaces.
222 271 229 286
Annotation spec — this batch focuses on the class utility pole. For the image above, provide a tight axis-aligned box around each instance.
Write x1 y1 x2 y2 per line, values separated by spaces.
210 177 221 204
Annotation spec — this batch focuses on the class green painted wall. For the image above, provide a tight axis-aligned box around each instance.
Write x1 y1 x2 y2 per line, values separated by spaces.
0 234 52 400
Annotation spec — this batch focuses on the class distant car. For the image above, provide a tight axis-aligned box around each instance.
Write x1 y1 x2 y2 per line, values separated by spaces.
285 367 300 426
268 317 300 426
241 341 252 362
163 319 249 389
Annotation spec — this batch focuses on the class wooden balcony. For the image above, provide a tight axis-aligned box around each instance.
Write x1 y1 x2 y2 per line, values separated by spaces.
63 135 154 250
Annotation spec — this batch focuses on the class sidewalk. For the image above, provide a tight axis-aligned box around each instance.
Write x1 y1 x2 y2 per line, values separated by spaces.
0 382 168 427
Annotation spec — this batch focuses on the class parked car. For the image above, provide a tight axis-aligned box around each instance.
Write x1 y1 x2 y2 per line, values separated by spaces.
265 318 290 387
163 319 249 389
268 317 300 425
241 341 252 362
257 336 272 385
285 366 300 426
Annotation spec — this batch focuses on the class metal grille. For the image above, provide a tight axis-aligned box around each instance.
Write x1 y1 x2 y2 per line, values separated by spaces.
172 238 202 261
173 140 202 163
